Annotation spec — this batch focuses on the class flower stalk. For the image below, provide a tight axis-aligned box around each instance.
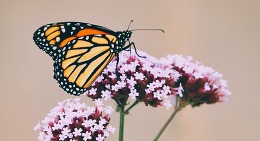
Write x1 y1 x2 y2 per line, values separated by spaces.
119 105 125 141
125 100 139 114
153 97 182 141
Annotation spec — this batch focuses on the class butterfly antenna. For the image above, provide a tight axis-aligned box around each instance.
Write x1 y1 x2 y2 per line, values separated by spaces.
127 20 134 31
130 28 164 33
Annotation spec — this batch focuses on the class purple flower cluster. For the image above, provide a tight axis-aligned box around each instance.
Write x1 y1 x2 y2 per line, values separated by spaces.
84 50 231 108
34 98 115 141
161 55 231 107
84 50 181 109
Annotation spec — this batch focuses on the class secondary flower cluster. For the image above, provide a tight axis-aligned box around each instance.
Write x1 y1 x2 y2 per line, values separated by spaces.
84 50 231 108
160 55 231 107
34 98 115 141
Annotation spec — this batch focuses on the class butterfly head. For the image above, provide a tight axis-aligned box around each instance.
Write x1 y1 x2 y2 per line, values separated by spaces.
121 30 132 42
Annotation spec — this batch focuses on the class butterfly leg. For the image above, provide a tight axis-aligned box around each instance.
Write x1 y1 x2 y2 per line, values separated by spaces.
123 41 132 53
126 40 132 55
115 53 120 75
124 41 146 58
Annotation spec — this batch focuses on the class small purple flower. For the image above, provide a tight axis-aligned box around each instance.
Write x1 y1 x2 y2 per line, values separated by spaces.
34 98 115 141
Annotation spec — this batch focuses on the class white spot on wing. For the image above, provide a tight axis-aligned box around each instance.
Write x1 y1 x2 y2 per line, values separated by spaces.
56 37 60 42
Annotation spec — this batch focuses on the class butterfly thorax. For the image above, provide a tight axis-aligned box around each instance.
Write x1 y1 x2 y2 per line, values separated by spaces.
112 31 132 53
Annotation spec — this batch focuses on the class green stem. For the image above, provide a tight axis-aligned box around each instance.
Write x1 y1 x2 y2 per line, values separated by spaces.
124 100 139 114
153 97 181 141
153 107 181 141
119 105 125 141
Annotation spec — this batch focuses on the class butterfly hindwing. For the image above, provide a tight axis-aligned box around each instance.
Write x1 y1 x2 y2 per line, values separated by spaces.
53 35 115 95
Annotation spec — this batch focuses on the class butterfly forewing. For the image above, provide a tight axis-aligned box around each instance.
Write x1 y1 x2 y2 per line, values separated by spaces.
33 22 116 60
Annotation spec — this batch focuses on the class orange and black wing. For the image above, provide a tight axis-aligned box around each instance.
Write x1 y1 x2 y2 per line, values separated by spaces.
53 34 117 95
33 22 116 60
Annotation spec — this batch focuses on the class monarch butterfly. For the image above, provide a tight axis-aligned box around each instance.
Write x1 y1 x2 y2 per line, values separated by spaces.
33 21 163 95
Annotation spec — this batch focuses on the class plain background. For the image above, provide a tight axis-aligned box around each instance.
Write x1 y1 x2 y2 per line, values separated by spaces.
1 0 259 141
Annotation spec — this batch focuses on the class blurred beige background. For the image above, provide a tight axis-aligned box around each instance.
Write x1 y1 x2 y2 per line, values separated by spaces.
1 0 259 141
